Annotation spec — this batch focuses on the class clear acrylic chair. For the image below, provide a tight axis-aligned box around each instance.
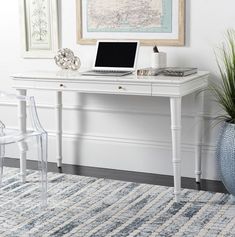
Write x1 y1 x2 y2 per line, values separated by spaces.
0 91 47 208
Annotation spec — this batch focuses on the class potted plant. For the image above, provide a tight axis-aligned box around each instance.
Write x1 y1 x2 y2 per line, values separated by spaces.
211 30 235 196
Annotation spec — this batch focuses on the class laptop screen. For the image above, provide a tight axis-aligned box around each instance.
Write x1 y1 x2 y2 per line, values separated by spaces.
94 42 138 68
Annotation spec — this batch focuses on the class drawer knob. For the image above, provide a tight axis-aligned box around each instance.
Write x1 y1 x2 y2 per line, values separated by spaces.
60 84 64 87
118 86 123 90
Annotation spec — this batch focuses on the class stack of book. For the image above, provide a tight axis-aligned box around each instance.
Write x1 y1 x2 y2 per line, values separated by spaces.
137 67 198 77
137 67 163 76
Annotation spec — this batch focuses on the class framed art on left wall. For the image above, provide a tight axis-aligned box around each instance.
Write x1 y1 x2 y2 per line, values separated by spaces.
20 0 59 58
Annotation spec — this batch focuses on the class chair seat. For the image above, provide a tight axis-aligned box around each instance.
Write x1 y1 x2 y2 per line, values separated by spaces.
0 128 43 145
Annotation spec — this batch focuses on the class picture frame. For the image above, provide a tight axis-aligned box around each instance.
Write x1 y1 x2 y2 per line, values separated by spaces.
76 0 185 46
20 0 60 58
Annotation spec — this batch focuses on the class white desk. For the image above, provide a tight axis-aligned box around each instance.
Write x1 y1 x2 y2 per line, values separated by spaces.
12 70 209 202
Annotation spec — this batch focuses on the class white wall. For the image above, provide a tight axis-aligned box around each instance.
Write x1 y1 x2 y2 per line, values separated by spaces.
0 0 235 180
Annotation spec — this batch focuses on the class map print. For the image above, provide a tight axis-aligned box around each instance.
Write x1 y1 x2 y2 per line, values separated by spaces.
87 0 172 33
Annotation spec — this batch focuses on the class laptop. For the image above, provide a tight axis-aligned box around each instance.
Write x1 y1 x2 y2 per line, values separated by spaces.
82 40 139 76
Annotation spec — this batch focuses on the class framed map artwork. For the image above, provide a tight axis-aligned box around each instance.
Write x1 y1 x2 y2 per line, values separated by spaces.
76 0 185 46
20 0 60 58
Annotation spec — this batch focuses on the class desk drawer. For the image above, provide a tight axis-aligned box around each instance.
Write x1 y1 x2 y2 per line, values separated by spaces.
13 79 36 89
35 81 151 96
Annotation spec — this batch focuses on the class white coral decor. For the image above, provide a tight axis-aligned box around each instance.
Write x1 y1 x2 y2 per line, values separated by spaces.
54 48 81 70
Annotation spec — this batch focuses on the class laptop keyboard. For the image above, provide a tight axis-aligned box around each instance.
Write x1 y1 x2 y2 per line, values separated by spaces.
93 70 130 73
81 70 133 77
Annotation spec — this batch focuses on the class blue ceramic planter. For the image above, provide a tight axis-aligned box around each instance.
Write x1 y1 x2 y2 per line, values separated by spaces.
217 121 235 196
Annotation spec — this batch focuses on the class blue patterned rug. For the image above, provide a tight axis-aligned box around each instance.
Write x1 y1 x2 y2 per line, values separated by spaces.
0 167 234 237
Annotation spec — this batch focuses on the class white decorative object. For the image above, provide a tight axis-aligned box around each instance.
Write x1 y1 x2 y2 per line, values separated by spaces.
54 48 81 70
20 0 60 58
151 52 167 68
71 57 81 70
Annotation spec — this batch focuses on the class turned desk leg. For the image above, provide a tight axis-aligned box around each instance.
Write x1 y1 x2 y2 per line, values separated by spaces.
194 91 205 183
55 91 62 167
170 97 182 202
17 89 27 183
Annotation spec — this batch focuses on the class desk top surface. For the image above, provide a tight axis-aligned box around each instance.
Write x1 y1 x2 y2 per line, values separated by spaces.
12 70 209 84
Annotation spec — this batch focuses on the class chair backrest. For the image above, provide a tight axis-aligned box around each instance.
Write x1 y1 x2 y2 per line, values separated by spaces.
0 91 46 133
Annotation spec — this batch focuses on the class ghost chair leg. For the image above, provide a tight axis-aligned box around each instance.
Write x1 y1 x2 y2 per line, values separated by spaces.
0 145 5 187
37 134 48 208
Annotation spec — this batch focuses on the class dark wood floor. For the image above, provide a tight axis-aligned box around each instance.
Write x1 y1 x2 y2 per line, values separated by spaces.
4 158 228 194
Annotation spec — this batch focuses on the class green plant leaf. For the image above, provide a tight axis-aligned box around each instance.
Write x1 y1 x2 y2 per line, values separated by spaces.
211 29 235 124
